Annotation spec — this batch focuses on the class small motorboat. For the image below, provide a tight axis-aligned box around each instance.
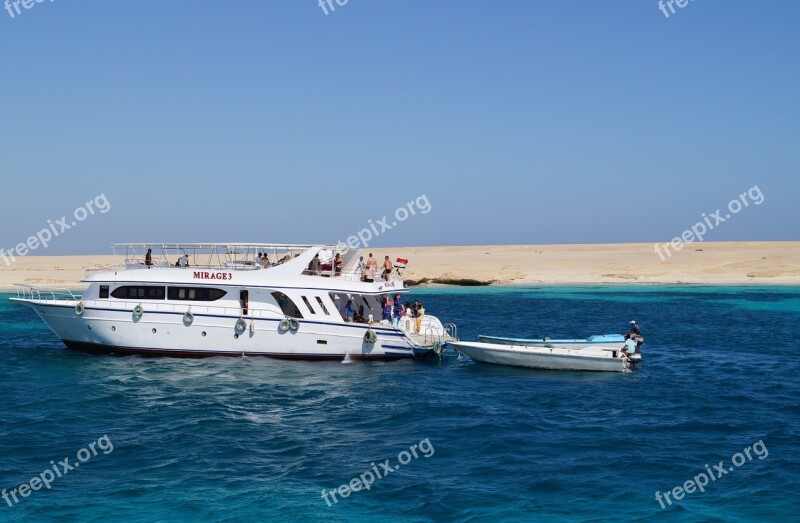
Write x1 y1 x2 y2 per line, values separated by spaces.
477 333 625 349
451 341 640 372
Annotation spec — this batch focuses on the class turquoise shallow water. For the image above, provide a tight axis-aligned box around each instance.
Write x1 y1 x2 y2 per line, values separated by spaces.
1 286 799 522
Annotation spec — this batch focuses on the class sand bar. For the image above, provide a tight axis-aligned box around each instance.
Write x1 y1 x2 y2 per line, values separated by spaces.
0 242 798 292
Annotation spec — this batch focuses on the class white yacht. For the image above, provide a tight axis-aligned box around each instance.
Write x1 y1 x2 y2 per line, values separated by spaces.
11 243 456 360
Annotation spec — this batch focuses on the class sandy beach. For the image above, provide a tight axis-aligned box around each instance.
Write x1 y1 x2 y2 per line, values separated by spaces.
1 242 798 291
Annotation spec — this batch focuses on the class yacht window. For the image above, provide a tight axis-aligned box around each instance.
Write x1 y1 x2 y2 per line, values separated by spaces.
111 286 166 300
99 285 109 299
271 292 304 319
301 296 316 314
167 287 227 301
315 297 329 315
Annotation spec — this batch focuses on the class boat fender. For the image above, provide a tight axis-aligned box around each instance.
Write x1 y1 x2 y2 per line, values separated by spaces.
249 320 256 334
235 318 247 332
75 302 85 316
278 318 291 332
364 329 377 344
133 304 144 318
433 341 442 356
183 311 194 325
289 318 300 331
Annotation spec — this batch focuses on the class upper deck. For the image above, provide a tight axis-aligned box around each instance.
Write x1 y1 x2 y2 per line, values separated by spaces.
82 243 408 294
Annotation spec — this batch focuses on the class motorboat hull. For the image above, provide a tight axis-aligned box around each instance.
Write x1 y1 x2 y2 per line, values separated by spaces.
477 334 625 349
452 341 638 372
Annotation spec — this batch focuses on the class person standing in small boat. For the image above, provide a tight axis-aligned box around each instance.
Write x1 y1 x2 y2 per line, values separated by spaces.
628 321 644 351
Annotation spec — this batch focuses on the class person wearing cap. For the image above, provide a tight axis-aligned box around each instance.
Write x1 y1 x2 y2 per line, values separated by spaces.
628 321 644 351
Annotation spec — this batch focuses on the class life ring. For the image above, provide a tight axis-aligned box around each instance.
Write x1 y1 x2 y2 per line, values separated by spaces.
278 318 291 332
183 311 194 325
235 318 247 332
289 318 300 331
364 329 377 344
74 302 85 316
133 304 144 318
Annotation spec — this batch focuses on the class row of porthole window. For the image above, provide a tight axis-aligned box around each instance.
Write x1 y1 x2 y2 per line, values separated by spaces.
94 325 209 337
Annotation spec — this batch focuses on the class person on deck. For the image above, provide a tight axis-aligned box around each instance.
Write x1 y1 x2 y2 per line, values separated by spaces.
334 253 343 277
355 256 366 281
366 253 378 280
411 298 424 333
392 294 403 327
381 297 392 323
145 248 153 268
354 304 365 323
309 254 321 275
382 256 393 282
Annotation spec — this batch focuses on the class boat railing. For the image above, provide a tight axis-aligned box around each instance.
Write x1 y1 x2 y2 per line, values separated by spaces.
445 323 459 341
13 284 82 303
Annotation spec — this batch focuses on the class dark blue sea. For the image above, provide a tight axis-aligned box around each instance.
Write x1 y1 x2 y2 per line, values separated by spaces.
1 286 798 522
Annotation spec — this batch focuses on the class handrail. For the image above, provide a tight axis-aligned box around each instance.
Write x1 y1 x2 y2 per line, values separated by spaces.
13 284 81 302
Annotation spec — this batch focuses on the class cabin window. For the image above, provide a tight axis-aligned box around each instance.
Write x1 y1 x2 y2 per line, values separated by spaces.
271 292 304 319
111 286 166 300
315 296 329 315
167 287 227 301
99 285 109 299
301 296 316 314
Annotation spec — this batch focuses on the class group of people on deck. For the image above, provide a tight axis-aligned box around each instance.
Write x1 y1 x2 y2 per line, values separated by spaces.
344 295 425 332
258 252 293 268
354 253 394 282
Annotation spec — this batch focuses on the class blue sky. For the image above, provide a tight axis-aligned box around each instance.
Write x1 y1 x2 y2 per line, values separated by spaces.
1 1 798 254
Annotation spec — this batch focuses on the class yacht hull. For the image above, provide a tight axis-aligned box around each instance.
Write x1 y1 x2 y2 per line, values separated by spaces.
16 300 426 360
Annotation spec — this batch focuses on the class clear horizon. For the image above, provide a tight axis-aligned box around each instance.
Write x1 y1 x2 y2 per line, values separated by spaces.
1 1 798 255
